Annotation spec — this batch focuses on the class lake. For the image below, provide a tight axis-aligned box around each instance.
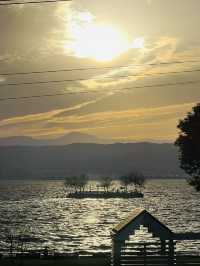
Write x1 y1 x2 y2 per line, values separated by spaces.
0 179 200 254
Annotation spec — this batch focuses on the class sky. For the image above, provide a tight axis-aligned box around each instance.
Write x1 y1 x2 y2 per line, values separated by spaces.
0 0 200 142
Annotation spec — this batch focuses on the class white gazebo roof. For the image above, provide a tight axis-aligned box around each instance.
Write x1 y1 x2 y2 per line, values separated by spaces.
112 208 173 241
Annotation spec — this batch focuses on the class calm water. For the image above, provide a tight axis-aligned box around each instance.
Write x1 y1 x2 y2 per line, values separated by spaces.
0 179 200 254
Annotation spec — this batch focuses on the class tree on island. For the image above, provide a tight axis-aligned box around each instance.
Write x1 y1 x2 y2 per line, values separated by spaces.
65 176 78 192
175 103 200 191
119 174 131 191
131 171 146 192
77 174 89 192
100 176 113 192
65 174 89 192
119 171 146 192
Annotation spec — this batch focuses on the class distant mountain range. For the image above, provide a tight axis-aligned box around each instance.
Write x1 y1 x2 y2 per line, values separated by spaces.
0 132 112 146
0 142 184 180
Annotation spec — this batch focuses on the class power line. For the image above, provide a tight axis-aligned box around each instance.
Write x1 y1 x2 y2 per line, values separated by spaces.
0 79 200 102
0 91 88 101
0 0 26 1
1 68 200 87
0 0 71 5
122 79 200 92
0 59 200 76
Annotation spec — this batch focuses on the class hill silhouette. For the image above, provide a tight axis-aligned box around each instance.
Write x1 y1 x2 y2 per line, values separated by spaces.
0 132 111 146
0 142 184 179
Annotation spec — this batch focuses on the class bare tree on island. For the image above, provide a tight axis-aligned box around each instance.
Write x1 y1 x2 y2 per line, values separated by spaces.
131 171 146 192
65 176 78 192
77 174 89 192
119 175 131 192
65 174 89 193
175 103 200 191
119 171 146 192
100 176 113 192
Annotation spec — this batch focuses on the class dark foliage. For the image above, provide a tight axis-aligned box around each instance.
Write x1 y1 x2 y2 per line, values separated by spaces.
175 103 200 191
100 176 113 192
119 175 131 191
65 174 89 192
119 171 146 192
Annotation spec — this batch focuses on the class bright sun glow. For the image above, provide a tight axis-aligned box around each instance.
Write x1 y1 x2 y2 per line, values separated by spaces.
65 13 144 62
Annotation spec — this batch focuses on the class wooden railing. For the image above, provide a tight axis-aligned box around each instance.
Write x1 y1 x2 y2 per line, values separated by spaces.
118 242 200 266
120 242 169 266
176 256 200 266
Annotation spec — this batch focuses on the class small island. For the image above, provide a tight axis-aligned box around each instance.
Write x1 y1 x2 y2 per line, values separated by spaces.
65 172 145 199
67 190 143 198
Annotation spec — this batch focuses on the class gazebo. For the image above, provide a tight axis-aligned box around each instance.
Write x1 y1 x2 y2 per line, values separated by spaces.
111 208 200 266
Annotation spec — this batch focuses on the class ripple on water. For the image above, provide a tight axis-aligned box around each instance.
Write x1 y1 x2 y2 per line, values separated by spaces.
0 179 200 254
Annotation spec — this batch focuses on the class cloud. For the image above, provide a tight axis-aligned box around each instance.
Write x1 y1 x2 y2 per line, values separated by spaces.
0 98 100 127
75 36 180 93
49 102 194 127
0 102 196 141
0 0 200 143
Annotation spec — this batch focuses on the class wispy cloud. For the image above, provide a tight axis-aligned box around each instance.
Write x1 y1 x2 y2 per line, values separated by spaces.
0 102 195 141
0 99 99 127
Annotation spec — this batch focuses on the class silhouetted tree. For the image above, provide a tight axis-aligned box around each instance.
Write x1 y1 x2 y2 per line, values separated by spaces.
16 230 31 255
119 175 131 191
120 171 145 192
65 174 89 192
175 103 200 191
77 174 89 192
4 227 31 256
65 176 78 192
5 229 15 256
100 176 113 192
131 171 146 192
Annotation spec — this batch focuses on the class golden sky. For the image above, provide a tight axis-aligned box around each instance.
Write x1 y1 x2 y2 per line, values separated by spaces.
0 0 200 142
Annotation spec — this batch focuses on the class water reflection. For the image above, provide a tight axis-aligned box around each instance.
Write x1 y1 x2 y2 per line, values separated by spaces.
0 179 200 254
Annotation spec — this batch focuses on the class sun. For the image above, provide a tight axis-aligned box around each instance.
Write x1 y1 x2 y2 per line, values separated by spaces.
66 22 129 62
65 13 144 62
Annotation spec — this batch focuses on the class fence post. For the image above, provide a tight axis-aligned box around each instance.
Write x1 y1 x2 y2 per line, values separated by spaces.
144 243 147 266
161 240 166 255
169 240 175 266
112 238 123 266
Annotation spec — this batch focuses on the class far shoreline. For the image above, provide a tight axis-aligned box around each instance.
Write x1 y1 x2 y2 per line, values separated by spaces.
0 176 187 182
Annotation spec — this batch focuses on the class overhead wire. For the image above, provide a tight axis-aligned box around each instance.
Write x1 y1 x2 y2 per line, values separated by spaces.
0 0 71 5
0 59 200 76
1 68 200 87
0 79 200 102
